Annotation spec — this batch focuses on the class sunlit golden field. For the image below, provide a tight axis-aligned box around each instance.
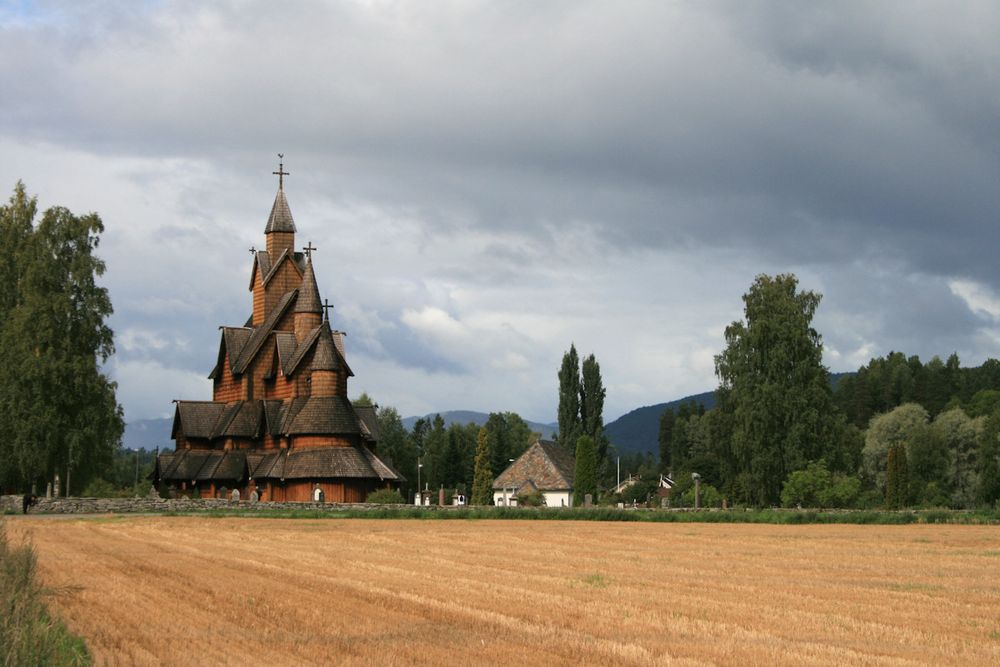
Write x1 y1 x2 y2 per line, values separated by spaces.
10 517 1000 665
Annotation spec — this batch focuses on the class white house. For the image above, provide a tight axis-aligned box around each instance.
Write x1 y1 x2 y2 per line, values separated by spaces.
492 439 575 507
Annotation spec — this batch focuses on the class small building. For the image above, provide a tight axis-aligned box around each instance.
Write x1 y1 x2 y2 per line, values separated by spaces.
492 439 575 507
610 473 642 496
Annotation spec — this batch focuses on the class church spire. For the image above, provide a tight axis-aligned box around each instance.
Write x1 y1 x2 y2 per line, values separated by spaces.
295 246 322 315
294 247 323 343
265 154 296 235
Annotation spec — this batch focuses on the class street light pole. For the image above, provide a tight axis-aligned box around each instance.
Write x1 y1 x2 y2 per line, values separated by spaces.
133 448 139 490
417 460 423 505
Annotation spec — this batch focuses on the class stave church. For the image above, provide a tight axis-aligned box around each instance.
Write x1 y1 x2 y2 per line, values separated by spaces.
154 160 403 502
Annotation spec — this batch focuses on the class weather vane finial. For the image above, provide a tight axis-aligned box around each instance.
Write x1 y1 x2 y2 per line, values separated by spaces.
273 153 289 190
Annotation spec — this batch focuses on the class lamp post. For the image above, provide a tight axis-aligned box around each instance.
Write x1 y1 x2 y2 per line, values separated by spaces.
691 472 701 510
133 448 140 491
417 461 423 505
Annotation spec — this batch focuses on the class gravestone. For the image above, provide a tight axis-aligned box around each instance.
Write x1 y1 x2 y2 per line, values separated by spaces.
584 493 593 507
231 488 240 502
249 489 259 503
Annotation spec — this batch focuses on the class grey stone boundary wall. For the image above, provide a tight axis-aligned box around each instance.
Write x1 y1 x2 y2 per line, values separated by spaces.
1 495 450 515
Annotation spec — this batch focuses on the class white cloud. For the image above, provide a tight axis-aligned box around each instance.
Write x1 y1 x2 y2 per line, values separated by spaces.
949 279 1000 322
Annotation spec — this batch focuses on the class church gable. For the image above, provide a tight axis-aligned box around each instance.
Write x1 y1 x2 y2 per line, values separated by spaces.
232 289 298 375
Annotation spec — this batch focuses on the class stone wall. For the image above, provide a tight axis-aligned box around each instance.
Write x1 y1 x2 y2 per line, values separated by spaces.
1 495 436 515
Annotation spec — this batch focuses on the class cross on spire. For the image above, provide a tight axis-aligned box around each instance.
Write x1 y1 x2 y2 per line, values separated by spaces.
273 153 289 190
322 298 334 323
248 246 256 255
303 241 318 258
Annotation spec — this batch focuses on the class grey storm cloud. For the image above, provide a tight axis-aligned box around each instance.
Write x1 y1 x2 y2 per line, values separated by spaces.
1 1 999 421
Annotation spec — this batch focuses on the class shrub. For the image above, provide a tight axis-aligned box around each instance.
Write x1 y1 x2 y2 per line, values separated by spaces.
680 483 721 508
81 477 123 498
517 489 545 507
366 489 405 504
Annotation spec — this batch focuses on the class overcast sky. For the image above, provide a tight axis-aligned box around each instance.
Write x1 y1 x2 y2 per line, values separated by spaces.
2 1 999 425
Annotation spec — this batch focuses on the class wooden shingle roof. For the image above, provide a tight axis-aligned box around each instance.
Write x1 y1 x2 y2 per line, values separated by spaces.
310 327 338 371
294 256 322 314
216 401 262 438
281 446 402 481
493 439 575 492
354 405 379 442
284 396 361 435
232 289 298 374
283 324 353 378
264 187 296 233
172 402 227 439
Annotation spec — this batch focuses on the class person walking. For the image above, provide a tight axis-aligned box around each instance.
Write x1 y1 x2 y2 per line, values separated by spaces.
22 491 36 514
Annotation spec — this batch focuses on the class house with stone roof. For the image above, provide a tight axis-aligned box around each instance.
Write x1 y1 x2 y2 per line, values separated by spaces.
153 159 402 502
492 439 575 507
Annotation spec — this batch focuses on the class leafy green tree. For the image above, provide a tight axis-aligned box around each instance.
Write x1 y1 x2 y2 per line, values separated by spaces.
932 408 982 507
557 344 582 450
573 435 597 506
485 412 510 474
714 274 844 505
978 405 1000 506
504 413 534 460
580 353 608 462
658 408 675 473
885 444 909 509
965 390 1000 418
862 403 928 496
780 460 861 508
376 405 416 497
906 423 950 505
352 392 374 407
0 183 123 493
422 414 448 490
781 461 832 508
471 427 494 505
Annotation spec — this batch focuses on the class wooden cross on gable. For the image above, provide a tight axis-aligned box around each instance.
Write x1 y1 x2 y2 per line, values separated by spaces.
273 153 289 190
322 298 334 322
303 241 318 258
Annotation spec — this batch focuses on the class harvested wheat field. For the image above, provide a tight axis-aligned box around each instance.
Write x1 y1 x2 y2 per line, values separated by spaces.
9 517 1000 666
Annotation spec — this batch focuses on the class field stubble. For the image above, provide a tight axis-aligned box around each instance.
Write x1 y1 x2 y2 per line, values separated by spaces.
10 518 1000 666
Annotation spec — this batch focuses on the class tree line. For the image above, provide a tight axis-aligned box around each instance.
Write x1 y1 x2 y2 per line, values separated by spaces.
656 274 1000 509
364 393 539 501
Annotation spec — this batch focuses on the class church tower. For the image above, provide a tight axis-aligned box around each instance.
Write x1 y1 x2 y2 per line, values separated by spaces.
155 157 403 502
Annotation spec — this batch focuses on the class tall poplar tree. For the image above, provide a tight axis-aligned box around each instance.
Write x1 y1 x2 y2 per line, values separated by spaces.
573 435 598 505
580 353 608 462
714 274 842 506
0 182 123 493
557 344 582 450
471 427 493 505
